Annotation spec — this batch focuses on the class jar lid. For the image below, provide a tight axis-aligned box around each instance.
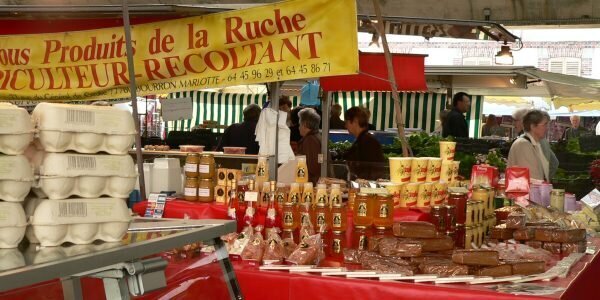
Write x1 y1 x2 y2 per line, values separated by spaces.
200 178 213 182
375 226 388 230
445 204 456 209
356 193 369 197
377 194 391 198
449 191 467 196
187 153 200 157
354 225 367 229
431 205 445 210
200 153 214 158
332 230 343 234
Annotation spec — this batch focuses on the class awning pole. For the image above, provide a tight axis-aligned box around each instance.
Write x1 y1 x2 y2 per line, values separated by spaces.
122 0 146 199
321 92 331 178
268 82 282 181
371 0 412 157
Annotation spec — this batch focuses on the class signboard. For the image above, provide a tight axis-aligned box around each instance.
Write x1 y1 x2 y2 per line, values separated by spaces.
0 0 358 101
160 97 193 121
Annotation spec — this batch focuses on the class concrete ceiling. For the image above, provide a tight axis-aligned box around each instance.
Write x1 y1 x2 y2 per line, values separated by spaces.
2 0 600 26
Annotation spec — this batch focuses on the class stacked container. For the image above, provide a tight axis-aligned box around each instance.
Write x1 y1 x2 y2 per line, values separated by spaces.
0 104 34 249
27 103 135 247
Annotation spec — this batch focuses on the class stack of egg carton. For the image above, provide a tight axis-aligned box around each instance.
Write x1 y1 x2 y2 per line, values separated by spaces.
26 103 136 247
0 103 34 251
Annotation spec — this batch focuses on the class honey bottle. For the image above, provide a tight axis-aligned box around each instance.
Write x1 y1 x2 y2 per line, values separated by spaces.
265 181 279 229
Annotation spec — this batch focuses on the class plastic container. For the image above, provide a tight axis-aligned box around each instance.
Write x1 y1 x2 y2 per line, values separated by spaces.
29 197 131 247
0 103 34 155
31 103 136 154
35 153 137 200
150 158 182 194
0 202 27 248
0 155 34 202
223 147 246 154
179 145 204 153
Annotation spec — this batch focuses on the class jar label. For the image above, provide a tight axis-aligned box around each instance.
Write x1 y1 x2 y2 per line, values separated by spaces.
290 193 299 204
267 208 276 220
331 196 340 206
317 212 326 226
284 212 294 225
379 203 389 218
297 167 306 178
357 202 368 217
199 164 210 174
317 195 327 205
332 213 342 226
304 194 313 204
332 238 341 253
257 165 266 177
301 213 310 225
198 188 210 197
184 188 197 196
184 163 198 173
276 194 285 204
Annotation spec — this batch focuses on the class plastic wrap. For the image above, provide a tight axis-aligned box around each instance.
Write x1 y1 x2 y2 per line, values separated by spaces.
417 236 455 252
473 264 513 277
534 227 557 242
542 242 562 255
551 229 586 243
561 241 587 255
228 226 253 256
505 213 527 229
513 228 536 241
282 238 297 259
452 250 499 266
488 243 556 266
362 258 416 274
287 234 322 265
378 238 423 257
420 262 469 277
263 229 285 262
505 260 545 276
343 248 364 264
368 236 385 252
490 224 515 240
525 240 543 249
241 231 265 262
392 221 437 238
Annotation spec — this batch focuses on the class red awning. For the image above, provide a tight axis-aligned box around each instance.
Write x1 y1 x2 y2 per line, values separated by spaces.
320 52 428 92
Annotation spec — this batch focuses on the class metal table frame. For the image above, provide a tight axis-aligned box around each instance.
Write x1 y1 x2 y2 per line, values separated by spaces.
0 218 242 300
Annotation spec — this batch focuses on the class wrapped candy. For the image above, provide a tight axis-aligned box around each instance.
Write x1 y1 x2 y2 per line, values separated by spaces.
287 234 323 265
282 238 298 259
420 262 469 277
241 230 265 262
393 222 437 238
452 250 499 266
263 228 285 262
378 238 423 257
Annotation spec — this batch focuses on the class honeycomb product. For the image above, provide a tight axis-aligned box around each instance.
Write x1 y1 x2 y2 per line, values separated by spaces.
551 229 586 243
505 260 545 275
473 264 512 277
30 198 132 247
32 103 136 154
35 153 136 199
0 103 34 155
0 155 34 202
420 262 469 277
393 222 437 238
417 236 455 252
378 238 423 257
452 250 499 266
513 228 536 241
0 202 27 248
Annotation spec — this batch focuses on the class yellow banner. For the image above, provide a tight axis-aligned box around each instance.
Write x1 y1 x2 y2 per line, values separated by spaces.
0 0 358 101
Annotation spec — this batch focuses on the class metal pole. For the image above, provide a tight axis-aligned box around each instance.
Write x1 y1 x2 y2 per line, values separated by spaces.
268 82 282 181
371 0 412 157
320 92 331 178
122 0 146 199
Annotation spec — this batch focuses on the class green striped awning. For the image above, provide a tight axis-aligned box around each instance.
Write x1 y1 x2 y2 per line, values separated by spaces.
466 95 484 139
166 91 300 132
333 92 447 133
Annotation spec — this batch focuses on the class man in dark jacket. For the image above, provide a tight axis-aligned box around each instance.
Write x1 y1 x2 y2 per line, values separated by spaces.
216 104 261 154
329 104 346 130
343 107 385 179
442 92 471 138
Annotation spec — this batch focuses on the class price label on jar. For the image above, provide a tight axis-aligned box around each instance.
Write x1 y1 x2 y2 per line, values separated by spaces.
184 188 197 196
199 164 210 173
184 163 198 173
198 188 211 197
244 191 259 202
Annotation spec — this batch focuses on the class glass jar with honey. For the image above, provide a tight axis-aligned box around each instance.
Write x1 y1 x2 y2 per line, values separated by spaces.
184 153 199 178
184 177 198 201
315 184 328 207
373 194 393 229
295 155 308 183
353 193 373 227
198 178 214 203
330 198 347 232
198 154 215 180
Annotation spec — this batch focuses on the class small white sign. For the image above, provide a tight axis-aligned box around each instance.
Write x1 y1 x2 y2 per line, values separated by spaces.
245 191 259 202
360 188 389 195
161 97 193 121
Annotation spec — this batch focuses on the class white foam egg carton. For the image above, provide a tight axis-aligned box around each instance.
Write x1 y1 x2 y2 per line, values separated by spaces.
0 103 34 155
0 202 27 248
29 197 132 247
0 155 34 202
0 248 25 271
32 103 136 154
34 153 137 200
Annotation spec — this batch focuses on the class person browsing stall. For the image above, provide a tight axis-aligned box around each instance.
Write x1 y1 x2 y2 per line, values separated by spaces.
443 92 471 138
296 108 322 185
216 104 261 154
329 103 346 130
562 115 589 140
511 108 558 178
343 107 385 163
508 109 552 181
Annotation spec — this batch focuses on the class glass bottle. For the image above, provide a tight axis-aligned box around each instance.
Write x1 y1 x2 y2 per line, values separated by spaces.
282 201 298 231
260 181 270 208
265 181 279 229
354 193 373 227
330 200 347 232
275 183 287 208
313 201 330 233
315 184 328 207
330 231 346 258
227 179 242 232
302 182 314 206
289 183 301 205
237 180 248 222
243 180 257 227
373 194 393 229
295 155 308 183
329 184 342 207
255 156 269 187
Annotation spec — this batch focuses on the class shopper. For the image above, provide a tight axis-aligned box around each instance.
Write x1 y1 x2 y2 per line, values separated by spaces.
481 114 505 137
216 104 261 154
343 107 385 179
442 92 471 138
329 103 346 130
296 108 322 185
508 109 552 181
289 106 304 143
511 108 558 178
562 115 589 140
512 108 529 138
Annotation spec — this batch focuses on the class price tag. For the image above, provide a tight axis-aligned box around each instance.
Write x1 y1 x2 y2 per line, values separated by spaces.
245 191 259 202
360 188 389 195
242 163 257 174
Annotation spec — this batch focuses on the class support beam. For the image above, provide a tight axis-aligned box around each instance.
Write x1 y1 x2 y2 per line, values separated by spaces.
320 92 331 178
